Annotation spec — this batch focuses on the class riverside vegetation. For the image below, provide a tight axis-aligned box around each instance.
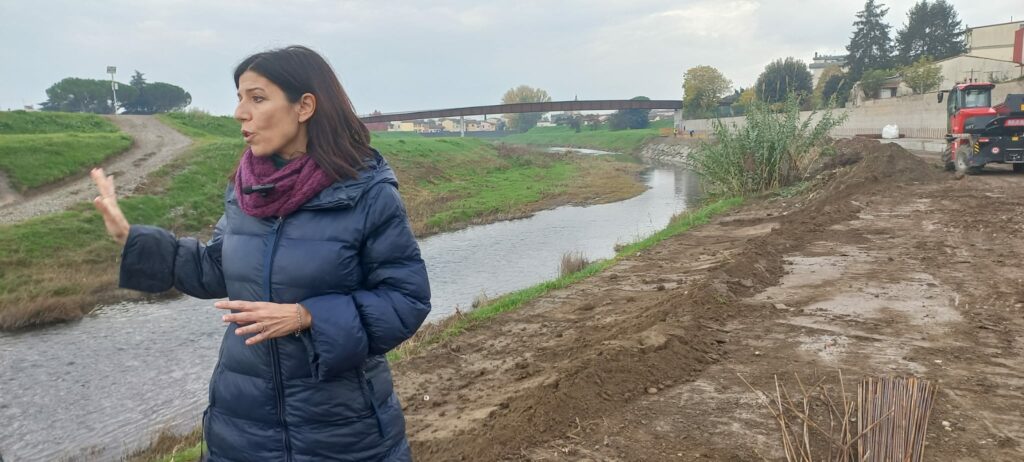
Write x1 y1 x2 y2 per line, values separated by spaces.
0 112 645 330
684 95 847 197
0 112 133 191
502 119 672 154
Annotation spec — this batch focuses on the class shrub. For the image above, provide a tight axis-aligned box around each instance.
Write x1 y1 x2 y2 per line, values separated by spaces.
560 251 590 277
686 95 847 197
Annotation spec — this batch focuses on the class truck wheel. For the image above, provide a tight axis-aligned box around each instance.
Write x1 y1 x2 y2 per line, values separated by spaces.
1014 163 1024 173
942 147 954 171
954 145 980 175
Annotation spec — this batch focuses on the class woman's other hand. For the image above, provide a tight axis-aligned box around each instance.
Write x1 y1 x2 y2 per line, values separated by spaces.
216 300 312 346
90 168 130 245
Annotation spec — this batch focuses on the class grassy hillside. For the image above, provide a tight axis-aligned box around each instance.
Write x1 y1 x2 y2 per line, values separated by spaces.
0 111 120 134
0 113 645 329
0 111 132 191
506 125 654 153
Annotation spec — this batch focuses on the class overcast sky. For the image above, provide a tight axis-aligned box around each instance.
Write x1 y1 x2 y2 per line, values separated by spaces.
1 0 1019 116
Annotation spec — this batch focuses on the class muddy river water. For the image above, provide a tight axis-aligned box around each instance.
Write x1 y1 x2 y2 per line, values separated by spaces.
0 152 701 461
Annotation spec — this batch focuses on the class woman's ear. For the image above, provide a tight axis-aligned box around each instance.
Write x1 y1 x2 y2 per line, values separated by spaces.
297 93 316 123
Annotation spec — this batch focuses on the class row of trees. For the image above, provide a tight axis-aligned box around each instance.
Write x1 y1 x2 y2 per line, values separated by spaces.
847 0 965 80
40 71 191 114
681 0 966 116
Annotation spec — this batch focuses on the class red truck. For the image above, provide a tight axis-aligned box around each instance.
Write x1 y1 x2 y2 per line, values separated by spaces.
938 82 1024 174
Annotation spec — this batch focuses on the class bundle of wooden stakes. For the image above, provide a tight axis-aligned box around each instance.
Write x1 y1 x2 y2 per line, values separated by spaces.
857 376 937 462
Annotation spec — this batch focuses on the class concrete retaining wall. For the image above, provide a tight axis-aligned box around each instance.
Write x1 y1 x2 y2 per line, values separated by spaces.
680 80 1024 140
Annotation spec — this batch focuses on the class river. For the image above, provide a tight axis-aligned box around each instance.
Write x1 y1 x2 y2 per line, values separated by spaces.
0 153 701 461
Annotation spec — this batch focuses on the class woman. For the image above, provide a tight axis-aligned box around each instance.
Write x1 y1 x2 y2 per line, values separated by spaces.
91 45 430 461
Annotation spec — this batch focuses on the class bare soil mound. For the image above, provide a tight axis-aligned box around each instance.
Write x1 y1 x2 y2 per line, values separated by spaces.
393 138 1023 460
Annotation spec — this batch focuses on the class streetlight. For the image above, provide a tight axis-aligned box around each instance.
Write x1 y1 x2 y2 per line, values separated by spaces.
107 66 118 115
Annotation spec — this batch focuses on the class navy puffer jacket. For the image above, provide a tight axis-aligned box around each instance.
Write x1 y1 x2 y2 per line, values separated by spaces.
119 151 430 461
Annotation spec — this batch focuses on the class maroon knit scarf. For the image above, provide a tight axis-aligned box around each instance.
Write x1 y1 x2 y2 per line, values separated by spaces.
234 147 335 218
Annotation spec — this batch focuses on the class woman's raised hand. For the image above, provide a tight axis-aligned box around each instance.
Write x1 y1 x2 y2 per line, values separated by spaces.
90 168 130 245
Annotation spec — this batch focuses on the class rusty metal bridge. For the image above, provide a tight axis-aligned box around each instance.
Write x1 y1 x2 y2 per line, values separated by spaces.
359 99 682 123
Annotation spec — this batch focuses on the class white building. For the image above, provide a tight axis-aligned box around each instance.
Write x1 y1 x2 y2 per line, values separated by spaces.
853 20 1023 105
808 52 847 87
966 20 1024 61
934 20 1023 88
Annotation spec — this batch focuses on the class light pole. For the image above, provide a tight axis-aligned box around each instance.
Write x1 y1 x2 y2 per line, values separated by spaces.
107 66 118 114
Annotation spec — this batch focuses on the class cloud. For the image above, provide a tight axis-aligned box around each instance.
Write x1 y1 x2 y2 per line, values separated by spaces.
653 1 761 38
1 0 1020 114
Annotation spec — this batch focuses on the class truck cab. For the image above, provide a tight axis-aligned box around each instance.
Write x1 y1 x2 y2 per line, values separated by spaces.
940 83 996 136
938 83 1024 173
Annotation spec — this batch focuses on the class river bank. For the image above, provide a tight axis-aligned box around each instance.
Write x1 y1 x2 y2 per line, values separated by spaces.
106 164 716 462
138 137 1024 461
391 139 1024 460
501 121 671 154
0 161 700 462
0 114 646 331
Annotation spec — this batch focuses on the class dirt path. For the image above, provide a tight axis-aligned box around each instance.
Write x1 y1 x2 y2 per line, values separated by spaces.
0 115 191 225
392 139 1024 461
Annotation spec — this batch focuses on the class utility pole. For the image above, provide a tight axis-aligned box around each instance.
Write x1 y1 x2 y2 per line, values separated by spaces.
107 66 118 114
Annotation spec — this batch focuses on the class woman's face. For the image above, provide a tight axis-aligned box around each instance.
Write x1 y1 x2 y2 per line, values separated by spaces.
234 70 309 158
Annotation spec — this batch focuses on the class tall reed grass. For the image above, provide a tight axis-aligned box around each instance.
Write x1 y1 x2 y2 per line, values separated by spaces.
686 95 847 197
559 251 590 277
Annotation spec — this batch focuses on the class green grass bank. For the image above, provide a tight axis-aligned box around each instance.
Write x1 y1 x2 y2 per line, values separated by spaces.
0 112 646 330
0 112 133 191
501 119 671 154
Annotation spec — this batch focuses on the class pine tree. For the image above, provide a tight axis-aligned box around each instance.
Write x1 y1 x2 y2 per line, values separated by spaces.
129 70 147 90
895 1 930 64
895 0 967 64
846 0 893 81
928 0 967 59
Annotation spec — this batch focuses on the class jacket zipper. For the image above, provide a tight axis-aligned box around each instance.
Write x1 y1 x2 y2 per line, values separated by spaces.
359 369 387 438
263 216 292 461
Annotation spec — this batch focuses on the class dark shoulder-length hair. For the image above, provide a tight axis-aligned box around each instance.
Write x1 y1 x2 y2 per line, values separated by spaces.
234 45 372 180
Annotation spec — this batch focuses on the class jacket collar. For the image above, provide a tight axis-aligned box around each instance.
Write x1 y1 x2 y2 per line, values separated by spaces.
301 148 397 210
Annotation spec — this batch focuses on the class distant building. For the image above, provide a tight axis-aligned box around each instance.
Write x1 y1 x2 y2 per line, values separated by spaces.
808 52 847 87
364 110 388 132
966 20 1024 61
648 109 674 119
932 20 1023 89
437 117 495 132
389 121 417 132
440 118 461 132
852 20 1024 105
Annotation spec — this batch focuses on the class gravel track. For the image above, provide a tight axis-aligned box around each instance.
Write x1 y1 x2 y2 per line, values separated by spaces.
0 115 191 225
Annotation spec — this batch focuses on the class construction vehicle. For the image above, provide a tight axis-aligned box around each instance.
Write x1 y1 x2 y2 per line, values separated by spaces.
938 82 1024 174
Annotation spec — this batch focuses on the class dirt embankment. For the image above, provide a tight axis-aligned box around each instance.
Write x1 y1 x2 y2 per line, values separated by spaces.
0 115 192 225
392 138 1024 461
